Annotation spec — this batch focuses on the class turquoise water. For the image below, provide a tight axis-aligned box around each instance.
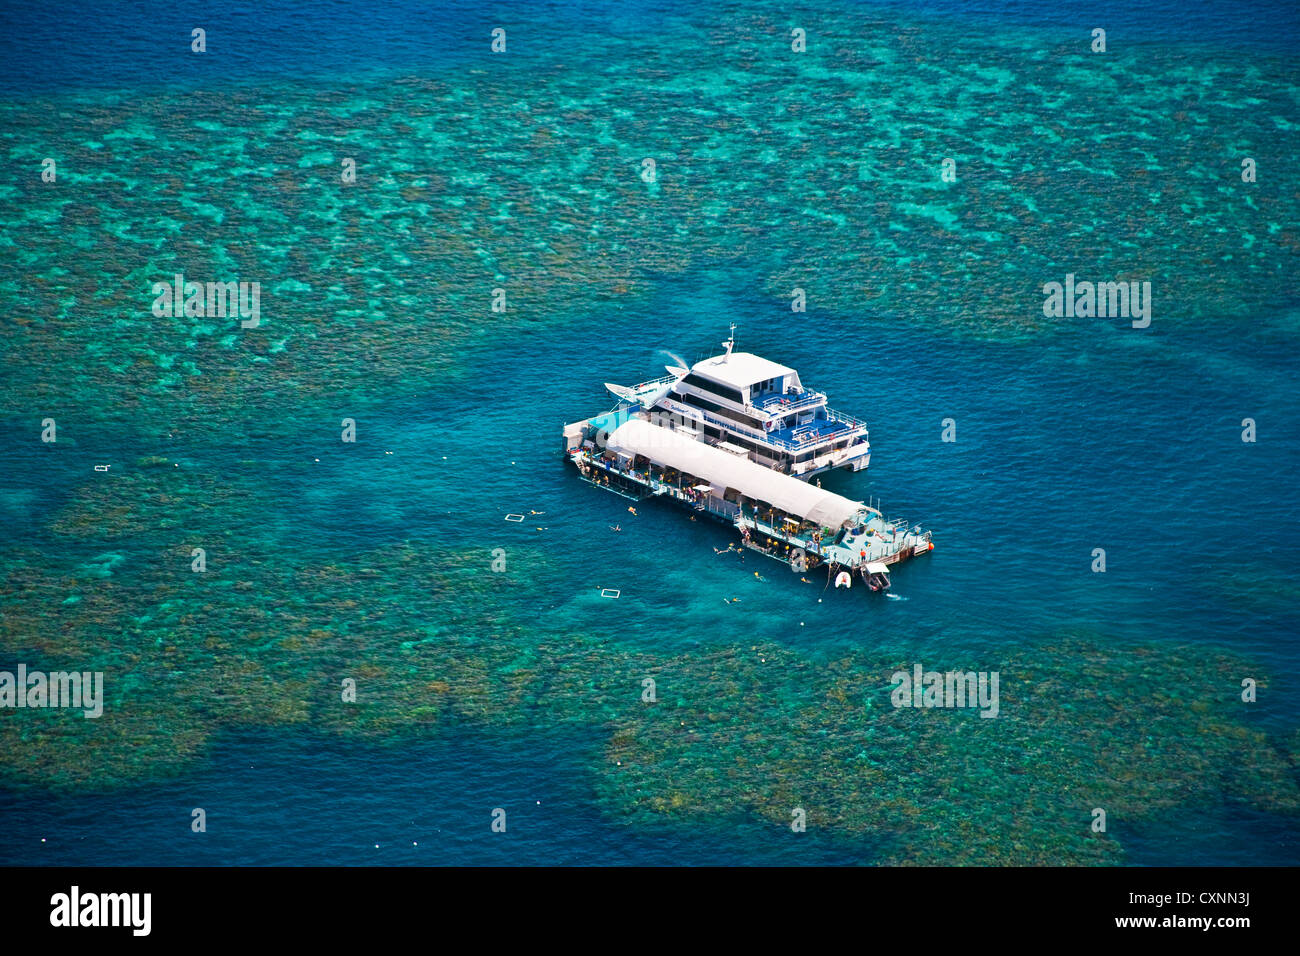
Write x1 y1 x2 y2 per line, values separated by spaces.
1 0 1297 865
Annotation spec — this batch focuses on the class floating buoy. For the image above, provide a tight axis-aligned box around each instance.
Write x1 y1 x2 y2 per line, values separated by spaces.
834 571 852 589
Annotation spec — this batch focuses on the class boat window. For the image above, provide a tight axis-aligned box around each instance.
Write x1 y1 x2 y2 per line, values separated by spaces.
675 390 765 430
682 373 744 405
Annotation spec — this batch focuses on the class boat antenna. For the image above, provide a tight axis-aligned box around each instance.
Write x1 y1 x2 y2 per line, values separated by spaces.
722 323 736 362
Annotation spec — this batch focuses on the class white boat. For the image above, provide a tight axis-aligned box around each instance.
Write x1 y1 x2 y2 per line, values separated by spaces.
602 325 870 480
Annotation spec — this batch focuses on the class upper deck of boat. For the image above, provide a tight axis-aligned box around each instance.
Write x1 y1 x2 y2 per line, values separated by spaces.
769 417 855 446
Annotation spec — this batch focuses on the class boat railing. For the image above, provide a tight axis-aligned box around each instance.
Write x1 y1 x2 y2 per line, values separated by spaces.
701 409 867 453
634 373 682 392
884 519 932 547
747 393 868 433
704 499 741 519
750 389 827 415
696 410 805 451
823 405 870 431
653 483 743 522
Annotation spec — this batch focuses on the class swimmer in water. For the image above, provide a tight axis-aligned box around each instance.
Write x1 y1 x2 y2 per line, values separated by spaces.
529 510 545 515
610 524 621 532
628 506 637 516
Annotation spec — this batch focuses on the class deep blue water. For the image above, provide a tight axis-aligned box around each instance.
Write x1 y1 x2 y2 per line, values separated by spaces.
0 725 891 866
1 719 1295 867
0 0 1296 96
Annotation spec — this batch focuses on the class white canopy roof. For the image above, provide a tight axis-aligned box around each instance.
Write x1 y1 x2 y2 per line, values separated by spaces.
691 352 798 390
606 418 866 528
